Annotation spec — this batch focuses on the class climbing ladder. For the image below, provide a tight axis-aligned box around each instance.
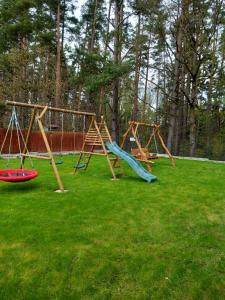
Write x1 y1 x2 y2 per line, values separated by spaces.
74 116 123 179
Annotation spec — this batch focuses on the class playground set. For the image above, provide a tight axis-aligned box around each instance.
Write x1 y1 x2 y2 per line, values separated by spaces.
0 101 175 191
121 121 175 171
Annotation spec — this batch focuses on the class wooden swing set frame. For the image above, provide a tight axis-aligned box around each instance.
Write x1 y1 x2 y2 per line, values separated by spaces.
74 116 123 179
121 121 175 170
6 101 96 192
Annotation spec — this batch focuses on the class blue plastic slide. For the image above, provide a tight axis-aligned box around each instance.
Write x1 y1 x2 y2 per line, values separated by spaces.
105 141 157 183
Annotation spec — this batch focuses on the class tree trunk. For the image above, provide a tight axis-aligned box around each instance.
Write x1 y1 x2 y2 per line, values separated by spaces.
189 105 196 157
112 79 119 142
98 0 112 118
141 35 151 122
133 13 141 121
174 64 186 155
167 1 185 152
167 102 177 152
206 36 217 158
111 0 123 142
181 73 190 154
55 0 62 115
189 75 198 157
89 0 98 52
155 66 161 123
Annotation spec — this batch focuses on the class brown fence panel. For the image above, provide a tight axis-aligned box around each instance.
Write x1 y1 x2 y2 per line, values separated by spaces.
0 129 85 154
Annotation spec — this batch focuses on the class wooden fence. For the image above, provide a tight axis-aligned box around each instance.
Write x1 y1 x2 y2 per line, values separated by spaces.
0 129 85 154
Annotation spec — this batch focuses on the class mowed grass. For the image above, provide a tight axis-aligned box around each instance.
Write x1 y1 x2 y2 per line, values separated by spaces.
0 155 225 300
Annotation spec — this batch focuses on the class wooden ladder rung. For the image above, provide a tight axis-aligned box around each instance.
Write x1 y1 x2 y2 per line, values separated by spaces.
86 135 99 138
81 151 107 156
85 143 102 146
85 140 101 144
85 138 99 141
85 137 100 140
86 132 98 135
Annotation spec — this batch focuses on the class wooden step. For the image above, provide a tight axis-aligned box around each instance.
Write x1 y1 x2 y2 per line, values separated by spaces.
85 137 100 141
85 137 101 140
85 139 101 143
81 151 107 156
86 134 99 137
85 142 102 146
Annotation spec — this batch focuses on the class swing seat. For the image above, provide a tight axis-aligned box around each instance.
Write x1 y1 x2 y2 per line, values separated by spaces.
0 169 38 183
74 163 86 169
50 160 64 165
131 148 159 160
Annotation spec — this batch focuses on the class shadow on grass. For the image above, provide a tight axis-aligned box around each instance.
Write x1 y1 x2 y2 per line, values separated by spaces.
115 174 158 184
0 181 41 193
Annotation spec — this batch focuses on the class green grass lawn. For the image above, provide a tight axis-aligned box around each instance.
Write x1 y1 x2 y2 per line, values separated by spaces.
0 155 225 299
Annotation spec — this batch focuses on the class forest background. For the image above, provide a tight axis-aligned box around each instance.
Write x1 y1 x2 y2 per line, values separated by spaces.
0 0 225 159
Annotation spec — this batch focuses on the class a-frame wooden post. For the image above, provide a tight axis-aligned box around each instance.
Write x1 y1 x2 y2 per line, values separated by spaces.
74 116 121 179
155 126 175 167
120 122 133 149
74 116 95 174
145 126 157 149
120 121 175 168
95 118 117 179
36 107 65 192
131 125 153 171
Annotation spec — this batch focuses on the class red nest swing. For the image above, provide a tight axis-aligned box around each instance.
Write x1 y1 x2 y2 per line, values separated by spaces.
0 106 38 184
0 169 38 183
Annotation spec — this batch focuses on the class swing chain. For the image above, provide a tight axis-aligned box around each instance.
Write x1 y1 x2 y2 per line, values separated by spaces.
0 106 34 169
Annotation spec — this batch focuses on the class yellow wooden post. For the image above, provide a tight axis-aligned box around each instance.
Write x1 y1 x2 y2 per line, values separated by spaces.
145 126 157 149
120 122 133 149
74 116 94 173
94 119 117 179
36 110 65 192
131 126 152 171
156 126 175 167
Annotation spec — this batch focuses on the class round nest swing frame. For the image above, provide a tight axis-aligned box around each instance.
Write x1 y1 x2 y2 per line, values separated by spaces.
0 106 39 183
0 169 38 183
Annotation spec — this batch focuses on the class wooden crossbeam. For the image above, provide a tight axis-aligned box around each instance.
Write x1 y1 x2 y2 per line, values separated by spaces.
6 101 95 117
21 154 51 160
128 121 158 128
